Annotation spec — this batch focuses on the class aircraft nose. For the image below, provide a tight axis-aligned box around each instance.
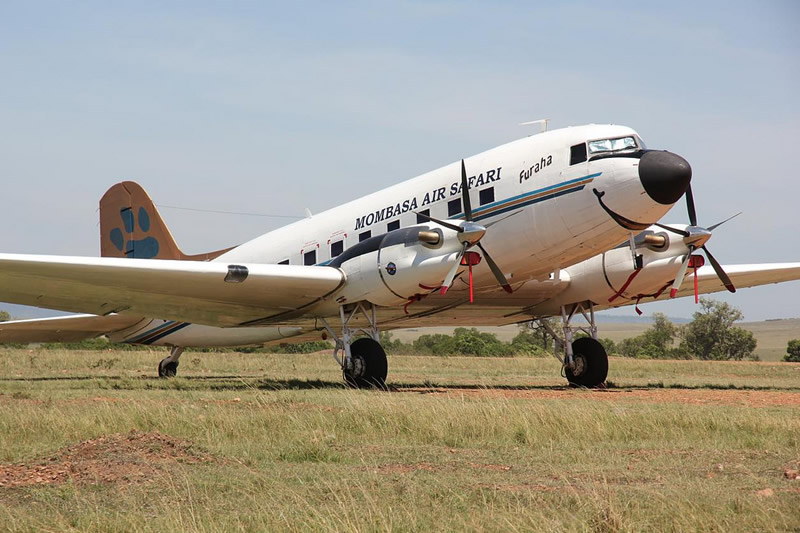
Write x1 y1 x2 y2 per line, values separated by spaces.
638 150 692 205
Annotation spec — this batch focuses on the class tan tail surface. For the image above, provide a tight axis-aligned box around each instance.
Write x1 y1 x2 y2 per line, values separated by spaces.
99 181 234 260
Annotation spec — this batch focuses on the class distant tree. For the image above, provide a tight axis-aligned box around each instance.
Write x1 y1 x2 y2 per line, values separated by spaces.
509 329 547 356
413 332 456 355
596 337 617 355
379 331 408 354
680 298 757 361
618 313 683 359
451 328 514 357
409 328 515 357
524 317 559 350
784 340 800 363
0 310 9 322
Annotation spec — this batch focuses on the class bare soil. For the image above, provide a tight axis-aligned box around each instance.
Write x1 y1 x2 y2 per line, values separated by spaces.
0 430 211 488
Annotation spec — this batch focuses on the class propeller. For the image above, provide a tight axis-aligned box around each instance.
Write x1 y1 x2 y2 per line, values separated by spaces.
416 159 513 297
655 184 738 297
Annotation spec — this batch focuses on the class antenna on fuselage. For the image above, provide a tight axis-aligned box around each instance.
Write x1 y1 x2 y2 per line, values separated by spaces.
519 118 550 133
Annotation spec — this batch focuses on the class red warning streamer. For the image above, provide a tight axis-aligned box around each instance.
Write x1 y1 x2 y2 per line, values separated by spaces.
461 252 482 304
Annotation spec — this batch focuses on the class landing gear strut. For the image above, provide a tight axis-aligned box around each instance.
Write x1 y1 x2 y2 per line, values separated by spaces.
539 302 608 388
321 302 388 389
158 346 184 378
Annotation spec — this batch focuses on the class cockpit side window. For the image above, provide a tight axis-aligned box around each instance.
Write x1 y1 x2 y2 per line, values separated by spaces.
588 136 638 154
570 143 587 165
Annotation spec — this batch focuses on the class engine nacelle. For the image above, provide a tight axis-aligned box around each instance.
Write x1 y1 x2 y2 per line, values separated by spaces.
543 227 690 312
330 226 463 306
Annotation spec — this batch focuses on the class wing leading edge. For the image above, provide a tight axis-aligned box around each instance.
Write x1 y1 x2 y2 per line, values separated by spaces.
0 254 345 327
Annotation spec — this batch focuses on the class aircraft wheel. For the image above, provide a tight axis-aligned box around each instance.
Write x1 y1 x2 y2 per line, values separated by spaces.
158 357 179 378
343 338 388 390
565 337 608 388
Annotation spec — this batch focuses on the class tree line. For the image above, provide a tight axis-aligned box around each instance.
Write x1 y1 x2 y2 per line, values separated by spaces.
1 300 800 361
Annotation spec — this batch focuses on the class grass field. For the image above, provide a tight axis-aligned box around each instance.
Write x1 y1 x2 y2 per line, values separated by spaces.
1 348 799 532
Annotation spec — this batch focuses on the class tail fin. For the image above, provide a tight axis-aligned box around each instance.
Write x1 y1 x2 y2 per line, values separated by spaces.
100 181 234 260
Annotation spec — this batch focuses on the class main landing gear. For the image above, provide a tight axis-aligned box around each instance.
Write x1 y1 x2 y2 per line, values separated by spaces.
158 346 184 378
321 302 388 389
539 302 608 388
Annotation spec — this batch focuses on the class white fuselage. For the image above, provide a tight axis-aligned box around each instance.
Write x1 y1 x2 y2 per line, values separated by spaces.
116 124 679 346
222 124 660 277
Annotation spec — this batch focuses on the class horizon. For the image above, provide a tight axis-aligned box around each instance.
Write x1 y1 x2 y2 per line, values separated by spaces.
1 1 798 321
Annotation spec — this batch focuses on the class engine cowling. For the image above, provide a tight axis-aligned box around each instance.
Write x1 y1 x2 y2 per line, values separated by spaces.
550 228 688 309
330 226 463 306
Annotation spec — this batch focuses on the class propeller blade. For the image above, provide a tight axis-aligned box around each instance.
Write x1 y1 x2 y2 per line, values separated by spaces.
414 211 463 233
440 242 468 295
461 159 473 221
669 252 693 298
477 242 513 293
685 184 697 227
654 223 690 237
707 212 742 232
701 245 736 293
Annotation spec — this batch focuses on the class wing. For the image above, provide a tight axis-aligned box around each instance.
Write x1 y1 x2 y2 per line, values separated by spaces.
672 262 800 299
0 314 145 343
0 254 344 327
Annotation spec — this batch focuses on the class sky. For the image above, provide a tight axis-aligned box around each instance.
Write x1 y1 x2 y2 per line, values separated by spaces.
0 1 798 321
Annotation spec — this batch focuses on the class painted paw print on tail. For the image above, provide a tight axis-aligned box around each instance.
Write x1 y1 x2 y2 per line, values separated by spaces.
109 207 160 258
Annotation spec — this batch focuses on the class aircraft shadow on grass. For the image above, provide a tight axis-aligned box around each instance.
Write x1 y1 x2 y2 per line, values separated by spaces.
1 375 796 393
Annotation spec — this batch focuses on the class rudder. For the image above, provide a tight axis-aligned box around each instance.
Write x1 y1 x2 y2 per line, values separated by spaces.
100 181 233 260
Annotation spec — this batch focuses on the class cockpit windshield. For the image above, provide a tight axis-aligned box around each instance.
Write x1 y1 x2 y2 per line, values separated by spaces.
588 136 639 154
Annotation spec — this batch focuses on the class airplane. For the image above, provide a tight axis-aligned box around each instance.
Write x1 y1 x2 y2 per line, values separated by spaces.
1 123 799 388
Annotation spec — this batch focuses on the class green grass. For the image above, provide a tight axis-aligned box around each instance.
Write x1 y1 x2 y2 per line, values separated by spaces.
1 348 799 532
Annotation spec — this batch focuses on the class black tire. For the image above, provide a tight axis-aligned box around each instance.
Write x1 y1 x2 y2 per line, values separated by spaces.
565 337 608 388
158 358 179 378
343 338 388 390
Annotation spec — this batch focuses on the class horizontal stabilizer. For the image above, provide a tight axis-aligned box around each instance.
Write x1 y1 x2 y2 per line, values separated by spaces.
0 314 144 343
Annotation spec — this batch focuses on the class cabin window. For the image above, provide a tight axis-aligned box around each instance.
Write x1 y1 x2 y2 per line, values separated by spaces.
387 220 400 232
448 198 462 217
303 250 316 266
416 209 430 224
588 136 637 154
278 259 289 265
570 143 587 165
330 240 344 258
359 231 371 242
479 187 494 206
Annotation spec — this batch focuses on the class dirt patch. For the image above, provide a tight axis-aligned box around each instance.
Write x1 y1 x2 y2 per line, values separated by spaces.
0 430 211 488
396 387 800 407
